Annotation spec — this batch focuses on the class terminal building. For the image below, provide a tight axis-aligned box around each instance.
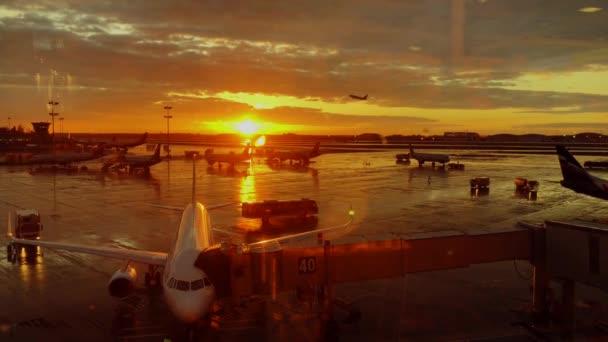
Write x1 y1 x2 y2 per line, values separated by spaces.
443 132 480 141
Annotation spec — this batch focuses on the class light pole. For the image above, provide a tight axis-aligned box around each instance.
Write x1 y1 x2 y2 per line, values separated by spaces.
48 101 59 152
59 117 64 137
163 106 173 158
7 116 11 130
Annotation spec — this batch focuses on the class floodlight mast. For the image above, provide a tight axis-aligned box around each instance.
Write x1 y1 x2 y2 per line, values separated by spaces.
163 105 173 158
48 101 60 152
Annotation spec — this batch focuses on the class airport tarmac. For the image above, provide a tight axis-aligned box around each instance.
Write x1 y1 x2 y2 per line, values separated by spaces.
2 146 608 341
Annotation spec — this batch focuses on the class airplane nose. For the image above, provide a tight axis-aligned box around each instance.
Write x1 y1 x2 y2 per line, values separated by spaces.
168 290 211 323
174 310 200 324
173 301 207 323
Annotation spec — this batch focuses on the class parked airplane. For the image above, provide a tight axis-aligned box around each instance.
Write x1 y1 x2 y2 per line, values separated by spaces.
409 145 450 167
79 132 148 150
203 143 251 168
556 145 608 200
0 145 106 166
349 94 368 100
266 142 321 166
6 159 354 326
102 144 162 174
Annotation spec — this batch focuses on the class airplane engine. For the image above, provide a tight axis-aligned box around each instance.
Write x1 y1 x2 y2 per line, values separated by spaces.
107 266 137 298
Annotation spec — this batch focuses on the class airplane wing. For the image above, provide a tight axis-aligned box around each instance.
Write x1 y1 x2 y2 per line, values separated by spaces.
207 202 240 210
148 204 183 212
244 209 355 253
148 202 239 212
10 237 167 266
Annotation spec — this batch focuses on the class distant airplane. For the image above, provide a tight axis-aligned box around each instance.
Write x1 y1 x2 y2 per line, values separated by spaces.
203 143 251 168
79 132 148 150
556 145 608 200
0 145 106 166
102 144 162 174
6 158 354 326
266 142 321 166
349 94 368 100
409 145 450 167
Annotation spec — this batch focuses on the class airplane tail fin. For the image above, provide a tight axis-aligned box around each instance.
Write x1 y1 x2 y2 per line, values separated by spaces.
311 142 320 157
153 144 161 159
139 132 148 144
94 143 107 156
556 145 592 183
363 94 368 99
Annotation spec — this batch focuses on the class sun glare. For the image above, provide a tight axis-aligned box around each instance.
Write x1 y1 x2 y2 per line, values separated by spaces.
236 120 259 135
254 135 266 147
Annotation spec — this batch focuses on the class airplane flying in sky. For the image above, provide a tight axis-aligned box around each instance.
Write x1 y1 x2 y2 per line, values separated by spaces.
409 145 450 167
556 145 608 200
6 159 354 325
0 145 107 166
265 142 321 166
203 143 251 168
102 144 162 174
349 94 368 100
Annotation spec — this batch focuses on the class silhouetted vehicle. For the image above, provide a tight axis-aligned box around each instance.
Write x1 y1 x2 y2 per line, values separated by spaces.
11 209 43 239
242 199 319 225
6 209 43 262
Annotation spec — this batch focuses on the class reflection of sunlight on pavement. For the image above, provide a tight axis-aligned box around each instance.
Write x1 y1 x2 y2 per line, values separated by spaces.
239 172 256 203
237 170 257 229
18 246 45 292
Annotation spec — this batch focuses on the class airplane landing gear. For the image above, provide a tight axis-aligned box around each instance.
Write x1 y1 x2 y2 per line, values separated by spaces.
6 243 16 263
322 316 340 342
144 265 162 289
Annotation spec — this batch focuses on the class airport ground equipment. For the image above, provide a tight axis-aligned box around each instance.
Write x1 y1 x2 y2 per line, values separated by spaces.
448 162 465 170
184 151 200 159
10 209 43 239
470 177 490 190
584 160 608 169
242 199 319 225
6 209 43 262
395 153 411 164
514 178 539 200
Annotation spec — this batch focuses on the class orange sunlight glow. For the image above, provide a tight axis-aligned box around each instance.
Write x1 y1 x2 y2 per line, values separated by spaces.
236 120 259 135
254 135 266 147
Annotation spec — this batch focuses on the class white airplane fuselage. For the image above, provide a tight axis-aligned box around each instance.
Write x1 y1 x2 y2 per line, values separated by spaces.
162 202 216 323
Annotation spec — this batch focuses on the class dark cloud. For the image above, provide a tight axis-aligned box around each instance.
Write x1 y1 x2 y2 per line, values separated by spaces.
2 0 608 133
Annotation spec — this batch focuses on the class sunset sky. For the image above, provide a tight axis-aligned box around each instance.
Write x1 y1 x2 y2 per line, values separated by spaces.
1 1 608 135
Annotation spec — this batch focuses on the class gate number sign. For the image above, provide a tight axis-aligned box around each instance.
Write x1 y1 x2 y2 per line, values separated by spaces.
298 257 317 274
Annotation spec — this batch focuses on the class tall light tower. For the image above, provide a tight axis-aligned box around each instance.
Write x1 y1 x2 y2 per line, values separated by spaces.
7 116 11 130
163 105 173 158
48 100 59 152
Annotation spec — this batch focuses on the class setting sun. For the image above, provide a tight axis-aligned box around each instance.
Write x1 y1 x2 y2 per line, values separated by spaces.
236 120 259 135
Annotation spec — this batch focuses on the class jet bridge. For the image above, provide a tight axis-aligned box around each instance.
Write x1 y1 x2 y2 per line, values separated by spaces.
197 221 608 333
196 229 531 301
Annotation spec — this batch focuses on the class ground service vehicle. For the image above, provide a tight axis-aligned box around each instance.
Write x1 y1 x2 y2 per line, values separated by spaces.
6 209 43 262
242 199 319 225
